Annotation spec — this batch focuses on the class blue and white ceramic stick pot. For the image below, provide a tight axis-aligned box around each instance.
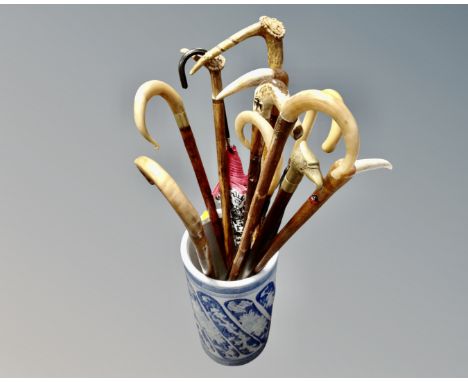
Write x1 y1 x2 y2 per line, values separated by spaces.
180 223 279 366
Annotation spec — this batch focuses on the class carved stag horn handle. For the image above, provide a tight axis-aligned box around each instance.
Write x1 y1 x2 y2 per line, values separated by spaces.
190 16 285 75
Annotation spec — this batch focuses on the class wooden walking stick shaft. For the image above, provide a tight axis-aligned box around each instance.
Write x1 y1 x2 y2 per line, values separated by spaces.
178 124 225 256
253 166 356 274
229 117 295 280
240 188 291 278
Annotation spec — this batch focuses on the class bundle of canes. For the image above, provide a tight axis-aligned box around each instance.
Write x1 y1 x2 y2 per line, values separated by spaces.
133 80 225 259
134 156 216 278
253 158 392 275
229 89 360 280
189 16 287 227
179 48 236 270
249 89 390 275
245 90 346 275
217 70 338 228
216 71 289 223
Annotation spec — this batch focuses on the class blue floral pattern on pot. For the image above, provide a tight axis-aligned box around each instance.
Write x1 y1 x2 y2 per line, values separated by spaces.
185 277 276 366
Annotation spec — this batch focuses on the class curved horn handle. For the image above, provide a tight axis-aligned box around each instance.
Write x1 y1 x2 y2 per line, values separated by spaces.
297 89 344 154
190 16 285 75
134 156 213 276
134 80 188 150
215 68 289 101
235 111 283 195
321 89 344 153
281 90 360 180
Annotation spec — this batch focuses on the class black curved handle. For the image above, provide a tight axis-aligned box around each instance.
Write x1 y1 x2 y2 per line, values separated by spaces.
178 48 207 89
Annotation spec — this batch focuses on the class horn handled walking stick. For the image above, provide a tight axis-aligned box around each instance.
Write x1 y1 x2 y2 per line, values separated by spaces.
134 156 216 278
179 48 235 270
134 80 225 257
252 158 392 275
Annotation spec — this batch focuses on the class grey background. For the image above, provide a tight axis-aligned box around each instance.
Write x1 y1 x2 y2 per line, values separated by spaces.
0 5 467 377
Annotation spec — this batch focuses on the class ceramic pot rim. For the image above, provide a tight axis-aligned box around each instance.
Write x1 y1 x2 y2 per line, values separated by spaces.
180 229 278 294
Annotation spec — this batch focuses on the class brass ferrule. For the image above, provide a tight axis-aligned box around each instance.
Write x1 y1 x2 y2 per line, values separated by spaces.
174 111 189 128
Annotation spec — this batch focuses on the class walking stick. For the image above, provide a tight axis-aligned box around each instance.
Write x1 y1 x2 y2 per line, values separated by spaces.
133 80 225 257
179 48 235 270
253 158 392 274
229 89 359 280
134 156 216 278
